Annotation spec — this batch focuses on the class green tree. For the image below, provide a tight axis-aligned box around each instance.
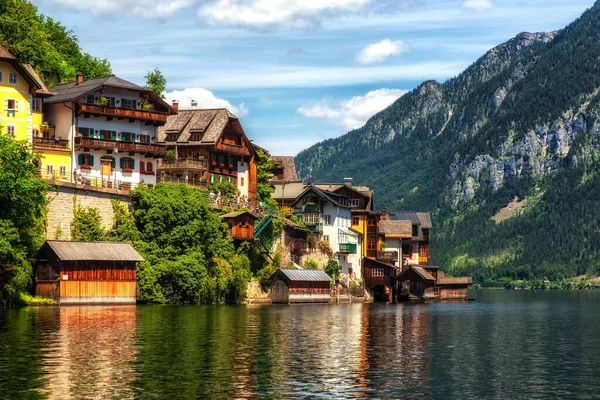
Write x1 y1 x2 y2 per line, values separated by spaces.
255 148 276 206
304 259 319 270
325 258 341 281
71 205 106 241
108 200 140 243
144 67 166 99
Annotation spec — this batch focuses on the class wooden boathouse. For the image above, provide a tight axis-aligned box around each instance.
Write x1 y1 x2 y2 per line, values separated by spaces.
270 269 332 304
396 265 472 301
35 240 143 304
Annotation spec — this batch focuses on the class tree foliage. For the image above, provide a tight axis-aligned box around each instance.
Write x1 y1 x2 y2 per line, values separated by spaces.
71 205 106 241
144 67 166 99
0 0 111 85
325 258 341 281
255 148 276 206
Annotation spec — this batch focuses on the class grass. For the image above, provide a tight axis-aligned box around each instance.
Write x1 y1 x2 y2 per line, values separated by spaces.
19 292 57 306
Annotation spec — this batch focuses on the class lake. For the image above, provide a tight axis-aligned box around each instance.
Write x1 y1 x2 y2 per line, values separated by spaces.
2 290 600 399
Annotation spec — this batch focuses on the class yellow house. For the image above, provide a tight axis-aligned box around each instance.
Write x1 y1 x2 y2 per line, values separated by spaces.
0 44 71 181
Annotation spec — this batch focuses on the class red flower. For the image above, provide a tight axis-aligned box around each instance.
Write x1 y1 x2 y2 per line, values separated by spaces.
122 167 133 173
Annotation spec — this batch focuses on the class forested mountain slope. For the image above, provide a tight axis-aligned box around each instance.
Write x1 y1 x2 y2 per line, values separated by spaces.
295 2 600 283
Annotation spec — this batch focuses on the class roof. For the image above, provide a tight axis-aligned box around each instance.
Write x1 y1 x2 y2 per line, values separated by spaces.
289 185 351 209
273 268 332 282
43 240 144 261
379 220 412 238
284 218 311 232
397 265 436 281
416 212 433 229
389 212 421 225
271 156 298 181
437 277 473 285
22 64 52 95
0 44 16 60
45 75 175 113
221 211 258 220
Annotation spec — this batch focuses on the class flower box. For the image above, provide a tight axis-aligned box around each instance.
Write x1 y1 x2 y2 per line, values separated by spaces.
80 164 92 169
141 170 156 175
219 163 225 167
211 161 217 166
122 167 133 173
229 164 234 168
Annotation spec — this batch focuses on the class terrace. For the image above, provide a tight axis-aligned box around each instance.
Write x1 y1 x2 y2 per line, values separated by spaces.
75 137 165 155
80 103 167 124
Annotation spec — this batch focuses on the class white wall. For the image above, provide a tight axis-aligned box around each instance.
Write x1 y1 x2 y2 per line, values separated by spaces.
74 150 157 186
76 115 157 141
46 103 74 143
237 160 249 197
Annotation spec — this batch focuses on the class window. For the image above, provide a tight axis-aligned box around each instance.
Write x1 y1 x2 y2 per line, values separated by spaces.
367 218 377 226
46 164 54 176
146 162 153 172
32 98 42 112
8 72 17 84
191 133 202 141
86 94 95 104
5 99 16 116
304 213 319 224
324 215 331 226
349 199 360 207
367 241 376 250
120 157 135 170
372 268 384 277
412 224 419 237
59 165 67 177
240 177 244 186
121 132 133 142
99 130 116 140
78 154 94 167
402 244 412 256
419 245 428 257
352 216 359 226
120 98 137 109
6 125 15 137
210 174 216 183
139 161 145 171
323 235 330 243
33 129 40 137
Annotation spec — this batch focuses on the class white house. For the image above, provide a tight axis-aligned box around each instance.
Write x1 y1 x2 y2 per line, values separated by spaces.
44 74 176 190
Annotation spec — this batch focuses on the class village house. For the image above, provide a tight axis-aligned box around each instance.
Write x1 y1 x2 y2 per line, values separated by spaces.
157 104 258 200
289 184 361 278
270 268 332 304
35 240 143 304
380 212 432 266
396 264 472 301
43 74 175 190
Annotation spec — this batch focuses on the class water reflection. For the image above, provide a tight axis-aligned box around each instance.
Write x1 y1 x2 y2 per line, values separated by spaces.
3 291 600 399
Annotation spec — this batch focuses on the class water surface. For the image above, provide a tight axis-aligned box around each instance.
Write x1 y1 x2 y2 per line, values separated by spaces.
2 290 600 399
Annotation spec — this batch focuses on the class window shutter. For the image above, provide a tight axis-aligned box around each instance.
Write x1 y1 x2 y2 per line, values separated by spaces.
19 100 24 112
130 159 135 169
4 99 7 110
90 155 94 166
112 131 117 140
120 157 124 168
121 98 125 107
78 154 83 165
110 97 116 106
112 158 116 168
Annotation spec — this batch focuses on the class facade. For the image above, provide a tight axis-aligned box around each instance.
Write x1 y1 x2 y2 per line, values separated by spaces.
43 74 174 190
222 211 258 240
270 268 331 303
157 107 258 199
270 155 298 182
290 185 360 278
35 240 143 304
381 212 432 266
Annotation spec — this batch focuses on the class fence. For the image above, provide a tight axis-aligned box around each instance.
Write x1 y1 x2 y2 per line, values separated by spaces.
38 170 146 192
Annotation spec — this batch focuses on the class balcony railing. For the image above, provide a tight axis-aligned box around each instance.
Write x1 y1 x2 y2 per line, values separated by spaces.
33 137 70 151
75 136 165 154
377 251 399 263
158 159 207 170
305 223 323 234
158 175 208 188
215 142 249 156
339 243 357 253
302 203 320 212
80 103 167 123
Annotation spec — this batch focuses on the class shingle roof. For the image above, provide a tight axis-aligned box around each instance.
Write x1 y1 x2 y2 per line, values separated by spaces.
44 240 144 261
157 109 245 145
271 156 298 181
44 75 170 107
417 212 433 229
379 220 412 238
275 268 332 282
22 64 52 95
0 44 16 60
290 185 351 209
397 265 436 281
221 211 258 220
389 212 421 225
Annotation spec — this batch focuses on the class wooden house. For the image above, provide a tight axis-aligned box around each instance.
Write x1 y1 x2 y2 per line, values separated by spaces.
270 269 332 304
395 265 472 301
157 107 258 199
362 257 399 302
35 240 143 304
221 211 259 240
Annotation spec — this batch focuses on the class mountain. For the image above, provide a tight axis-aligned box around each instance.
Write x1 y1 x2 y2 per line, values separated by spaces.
295 3 600 284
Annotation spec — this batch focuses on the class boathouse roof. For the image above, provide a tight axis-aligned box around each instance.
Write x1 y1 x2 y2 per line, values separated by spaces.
396 265 436 282
272 269 332 282
41 240 144 262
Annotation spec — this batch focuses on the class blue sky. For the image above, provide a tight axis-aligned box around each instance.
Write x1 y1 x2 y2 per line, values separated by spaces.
37 0 595 155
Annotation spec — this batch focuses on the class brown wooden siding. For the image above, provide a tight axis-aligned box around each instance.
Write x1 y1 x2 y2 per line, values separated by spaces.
36 281 59 300
228 216 255 240
59 281 136 302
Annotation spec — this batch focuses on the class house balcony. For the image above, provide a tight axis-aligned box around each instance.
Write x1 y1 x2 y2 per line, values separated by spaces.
339 243 357 254
418 256 429 264
305 223 323 234
33 137 70 151
158 159 207 170
377 251 399 264
302 203 320 213
215 142 248 156
79 103 167 124
75 136 165 155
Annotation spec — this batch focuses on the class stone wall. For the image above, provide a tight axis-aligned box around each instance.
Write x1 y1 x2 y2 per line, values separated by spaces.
46 184 131 240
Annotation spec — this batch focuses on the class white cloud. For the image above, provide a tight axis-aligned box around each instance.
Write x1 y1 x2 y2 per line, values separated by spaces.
355 39 410 65
50 0 193 18
462 0 494 12
164 88 249 117
298 88 406 130
198 0 370 29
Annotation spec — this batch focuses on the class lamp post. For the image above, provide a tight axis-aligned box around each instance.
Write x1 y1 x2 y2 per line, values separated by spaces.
113 145 118 189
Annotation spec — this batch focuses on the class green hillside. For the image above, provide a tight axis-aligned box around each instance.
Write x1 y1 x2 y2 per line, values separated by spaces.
295 2 600 283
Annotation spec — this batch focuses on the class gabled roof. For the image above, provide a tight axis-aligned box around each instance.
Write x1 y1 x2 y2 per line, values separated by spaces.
396 265 436 281
0 44 45 94
272 268 332 282
45 75 175 113
289 185 350 209
221 210 258 220
379 220 412 238
389 212 421 225
22 64 52 95
0 44 16 60
416 212 433 229
42 240 144 261
271 156 298 181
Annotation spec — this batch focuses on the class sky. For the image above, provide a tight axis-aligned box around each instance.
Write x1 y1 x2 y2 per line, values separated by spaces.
36 0 595 156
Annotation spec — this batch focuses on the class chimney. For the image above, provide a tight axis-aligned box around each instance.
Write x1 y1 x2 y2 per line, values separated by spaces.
75 72 83 85
172 100 179 110
344 177 353 187
191 99 198 109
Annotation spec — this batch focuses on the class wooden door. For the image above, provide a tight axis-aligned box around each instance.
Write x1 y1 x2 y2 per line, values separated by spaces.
101 160 111 177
